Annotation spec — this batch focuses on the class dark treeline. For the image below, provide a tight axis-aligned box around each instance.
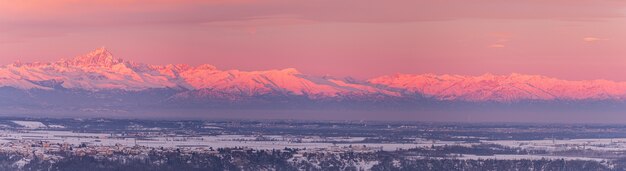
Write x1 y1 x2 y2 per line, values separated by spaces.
1 147 623 171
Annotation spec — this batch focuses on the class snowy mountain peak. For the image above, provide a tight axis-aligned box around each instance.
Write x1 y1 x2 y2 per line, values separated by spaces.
280 68 300 75
3 48 626 103
369 73 626 102
195 64 217 70
61 47 123 68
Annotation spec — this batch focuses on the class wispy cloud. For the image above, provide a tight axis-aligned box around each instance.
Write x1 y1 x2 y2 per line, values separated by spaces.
2 0 626 44
583 37 608 42
2 0 626 26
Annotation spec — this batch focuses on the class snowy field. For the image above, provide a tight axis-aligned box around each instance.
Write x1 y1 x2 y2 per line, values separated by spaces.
0 130 462 151
11 121 47 129
487 138 626 152
0 129 622 161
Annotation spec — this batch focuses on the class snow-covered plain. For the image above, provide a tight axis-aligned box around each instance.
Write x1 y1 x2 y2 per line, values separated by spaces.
487 138 626 152
0 129 621 161
0 130 457 151
11 121 47 129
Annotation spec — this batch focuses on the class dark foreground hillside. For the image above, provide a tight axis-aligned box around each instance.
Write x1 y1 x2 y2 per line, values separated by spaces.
0 147 619 171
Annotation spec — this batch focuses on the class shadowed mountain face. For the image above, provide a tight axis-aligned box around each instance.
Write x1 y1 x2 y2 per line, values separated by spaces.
1 48 626 122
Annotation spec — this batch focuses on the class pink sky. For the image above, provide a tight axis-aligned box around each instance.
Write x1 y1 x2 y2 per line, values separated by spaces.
2 0 626 80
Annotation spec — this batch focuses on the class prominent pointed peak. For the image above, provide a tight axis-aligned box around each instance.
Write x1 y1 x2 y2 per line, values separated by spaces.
90 46 111 56
82 47 115 61
62 47 124 67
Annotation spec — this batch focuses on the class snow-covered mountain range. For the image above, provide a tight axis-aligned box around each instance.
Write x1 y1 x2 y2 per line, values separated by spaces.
370 73 626 102
2 47 626 115
1 48 395 98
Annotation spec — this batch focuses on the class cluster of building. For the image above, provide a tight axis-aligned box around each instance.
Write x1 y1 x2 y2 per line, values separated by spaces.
0 139 223 162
